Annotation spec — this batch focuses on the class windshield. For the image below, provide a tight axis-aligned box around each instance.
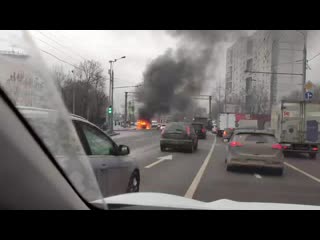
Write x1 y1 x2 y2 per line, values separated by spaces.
1 30 320 210
0 31 105 208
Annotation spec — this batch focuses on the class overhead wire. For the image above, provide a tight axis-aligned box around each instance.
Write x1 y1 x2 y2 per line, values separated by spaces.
37 31 88 61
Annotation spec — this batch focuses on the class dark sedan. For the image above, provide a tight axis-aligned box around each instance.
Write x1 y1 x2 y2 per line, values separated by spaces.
160 122 198 153
192 122 207 139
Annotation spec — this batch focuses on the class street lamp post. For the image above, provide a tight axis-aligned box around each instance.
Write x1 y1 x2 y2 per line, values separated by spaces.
296 30 307 99
108 56 126 133
71 70 75 114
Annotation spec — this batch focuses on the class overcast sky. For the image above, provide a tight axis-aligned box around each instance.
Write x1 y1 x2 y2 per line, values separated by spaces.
28 30 178 112
2 30 320 114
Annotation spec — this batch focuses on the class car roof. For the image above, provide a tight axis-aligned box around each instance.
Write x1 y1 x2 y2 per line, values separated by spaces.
17 106 92 125
234 128 275 135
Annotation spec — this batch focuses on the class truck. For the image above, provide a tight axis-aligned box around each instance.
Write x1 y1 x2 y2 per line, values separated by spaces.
237 119 258 129
271 100 320 159
217 113 236 137
235 113 270 130
193 116 212 130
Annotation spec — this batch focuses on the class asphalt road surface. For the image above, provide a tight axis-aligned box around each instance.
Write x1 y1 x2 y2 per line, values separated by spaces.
111 129 320 206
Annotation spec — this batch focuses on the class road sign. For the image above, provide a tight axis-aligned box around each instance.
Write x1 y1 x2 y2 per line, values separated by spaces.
305 91 313 100
306 120 318 142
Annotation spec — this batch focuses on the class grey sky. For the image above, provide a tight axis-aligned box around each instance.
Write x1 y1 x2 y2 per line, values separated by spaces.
2 30 320 114
29 30 177 112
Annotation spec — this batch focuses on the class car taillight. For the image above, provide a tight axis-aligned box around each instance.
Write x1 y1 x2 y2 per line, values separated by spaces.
312 147 318 151
186 126 191 136
229 141 243 147
202 128 206 133
272 144 283 150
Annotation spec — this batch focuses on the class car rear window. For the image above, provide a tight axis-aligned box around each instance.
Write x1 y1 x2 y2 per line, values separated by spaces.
165 123 186 132
234 133 277 143
192 124 203 130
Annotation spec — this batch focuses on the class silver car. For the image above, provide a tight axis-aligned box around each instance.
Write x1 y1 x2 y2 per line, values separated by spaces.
225 129 284 175
18 107 140 197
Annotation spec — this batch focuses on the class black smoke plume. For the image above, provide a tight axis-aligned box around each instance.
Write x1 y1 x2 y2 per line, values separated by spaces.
137 30 248 121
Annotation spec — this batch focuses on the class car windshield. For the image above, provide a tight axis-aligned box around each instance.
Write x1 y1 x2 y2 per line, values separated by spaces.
1 30 320 210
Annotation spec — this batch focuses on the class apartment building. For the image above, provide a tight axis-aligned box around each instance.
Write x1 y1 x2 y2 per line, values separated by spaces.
0 50 45 107
225 30 305 114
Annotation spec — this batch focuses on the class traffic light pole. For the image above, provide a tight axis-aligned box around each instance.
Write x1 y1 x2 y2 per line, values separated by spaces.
124 92 128 128
209 96 212 119
108 61 114 132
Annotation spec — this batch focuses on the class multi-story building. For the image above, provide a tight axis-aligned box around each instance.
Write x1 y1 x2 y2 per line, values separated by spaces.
225 30 305 114
0 50 45 107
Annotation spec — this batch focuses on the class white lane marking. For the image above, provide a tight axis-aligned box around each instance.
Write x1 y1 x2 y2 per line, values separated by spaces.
254 174 262 179
144 155 173 169
184 135 217 199
284 162 320 184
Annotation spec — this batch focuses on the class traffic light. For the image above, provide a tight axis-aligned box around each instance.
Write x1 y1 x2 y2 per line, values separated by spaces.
108 106 112 114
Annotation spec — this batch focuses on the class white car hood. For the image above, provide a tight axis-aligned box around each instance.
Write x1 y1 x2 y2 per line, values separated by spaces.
93 192 320 210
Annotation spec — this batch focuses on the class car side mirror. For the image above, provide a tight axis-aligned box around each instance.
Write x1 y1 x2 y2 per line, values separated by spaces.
119 145 130 155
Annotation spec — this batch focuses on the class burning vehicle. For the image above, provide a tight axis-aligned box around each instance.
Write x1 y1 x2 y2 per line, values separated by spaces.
136 119 151 130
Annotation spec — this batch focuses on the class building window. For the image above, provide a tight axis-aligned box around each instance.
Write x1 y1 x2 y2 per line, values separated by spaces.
246 58 253 72
247 39 253 55
246 77 253 93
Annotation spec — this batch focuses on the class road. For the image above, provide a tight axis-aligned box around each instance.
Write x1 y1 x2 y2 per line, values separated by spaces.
112 130 320 206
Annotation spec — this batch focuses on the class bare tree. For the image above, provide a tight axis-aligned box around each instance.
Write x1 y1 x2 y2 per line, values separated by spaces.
53 61 109 125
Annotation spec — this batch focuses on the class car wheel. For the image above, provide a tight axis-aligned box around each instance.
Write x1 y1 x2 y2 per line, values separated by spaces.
189 144 194 153
275 168 284 176
160 145 165 152
309 153 317 159
226 164 233 172
126 170 140 193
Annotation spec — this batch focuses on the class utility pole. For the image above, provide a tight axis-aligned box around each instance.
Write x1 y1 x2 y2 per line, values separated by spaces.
302 32 307 100
124 91 128 128
209 95 212 119
217 81 222 114
224 86 227 112
107 56 126 133
71 70 75 114
108 61 114 132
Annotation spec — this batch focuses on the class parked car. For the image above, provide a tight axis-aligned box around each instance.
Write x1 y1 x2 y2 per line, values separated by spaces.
225 129 284 175
192 122 207 139
160 122 198 153
18 106 140 197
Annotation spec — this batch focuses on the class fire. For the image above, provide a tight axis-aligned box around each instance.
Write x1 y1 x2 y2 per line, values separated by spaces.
137 119 151 130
